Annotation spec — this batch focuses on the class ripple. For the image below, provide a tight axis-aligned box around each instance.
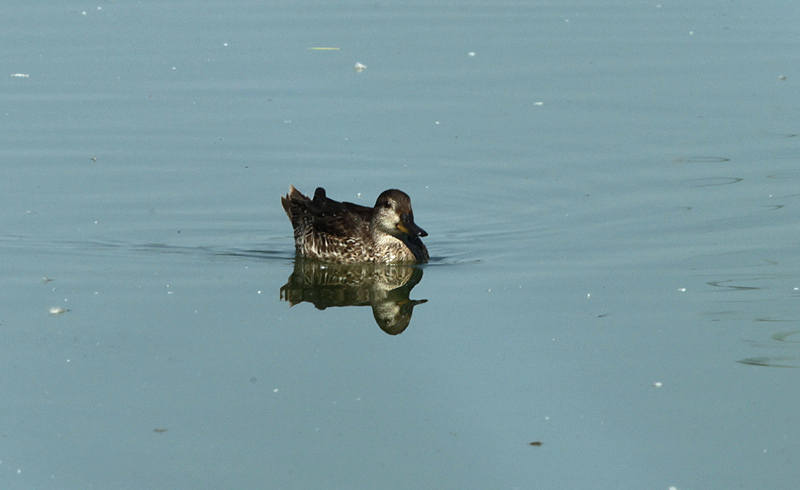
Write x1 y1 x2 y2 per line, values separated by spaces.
736 356 798 368
673 156 731 164
706 279 763 291
685 177 743 188
772 330 800 343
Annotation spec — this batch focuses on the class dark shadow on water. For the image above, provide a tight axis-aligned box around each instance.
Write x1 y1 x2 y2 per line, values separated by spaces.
280 258 427 335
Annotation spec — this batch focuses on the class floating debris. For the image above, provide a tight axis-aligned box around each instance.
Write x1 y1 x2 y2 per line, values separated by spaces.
354 62 366 72
528 441 543 446
49 307 69 315
10 73 30 78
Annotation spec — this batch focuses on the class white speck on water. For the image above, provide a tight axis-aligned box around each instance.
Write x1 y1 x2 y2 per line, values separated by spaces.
467 52 476 57
653 382 663 388
677 287 686 292
354 62 366 72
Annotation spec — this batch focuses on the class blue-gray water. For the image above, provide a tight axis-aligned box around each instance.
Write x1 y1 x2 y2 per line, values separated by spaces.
2 1 799 489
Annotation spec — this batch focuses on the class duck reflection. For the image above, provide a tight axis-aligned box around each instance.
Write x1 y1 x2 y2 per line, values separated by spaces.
280 259 427 335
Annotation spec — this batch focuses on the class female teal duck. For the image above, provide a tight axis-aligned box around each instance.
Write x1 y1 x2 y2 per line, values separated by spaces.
281 186 429 264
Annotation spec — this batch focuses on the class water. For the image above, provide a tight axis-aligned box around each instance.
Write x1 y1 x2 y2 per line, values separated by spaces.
2 1 799 489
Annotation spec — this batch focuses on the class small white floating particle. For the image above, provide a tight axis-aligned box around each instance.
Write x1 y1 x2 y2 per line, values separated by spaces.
354 62 366 72
587 293 591 299
653 382 663 388
49 307 69 315
223 42 228 47
533 101 544 106
677 287 686 292
777 75 787 81
42 277 53 283
467 52 476 57
273 388 279 393
257 290 262 294
669 487 678 490
82 11 87 15
10 73 30 78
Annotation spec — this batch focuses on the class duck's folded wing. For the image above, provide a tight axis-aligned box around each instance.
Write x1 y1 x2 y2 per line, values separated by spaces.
310 200 372 238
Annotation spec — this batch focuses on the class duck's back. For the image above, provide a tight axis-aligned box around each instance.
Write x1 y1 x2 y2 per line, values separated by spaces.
282 187 376 262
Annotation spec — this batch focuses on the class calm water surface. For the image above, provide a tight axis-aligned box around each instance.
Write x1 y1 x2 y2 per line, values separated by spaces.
2 1 799 489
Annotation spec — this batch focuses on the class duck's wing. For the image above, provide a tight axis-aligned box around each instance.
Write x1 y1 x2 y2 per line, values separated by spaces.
304 188 373 239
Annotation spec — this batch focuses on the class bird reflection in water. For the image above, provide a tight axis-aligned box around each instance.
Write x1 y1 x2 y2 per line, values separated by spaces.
280 258 427 335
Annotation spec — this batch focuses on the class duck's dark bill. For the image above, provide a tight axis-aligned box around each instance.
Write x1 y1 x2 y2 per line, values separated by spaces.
399 215 427 237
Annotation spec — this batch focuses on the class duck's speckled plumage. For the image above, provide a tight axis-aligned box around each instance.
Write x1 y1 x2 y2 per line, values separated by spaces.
281 186 429 264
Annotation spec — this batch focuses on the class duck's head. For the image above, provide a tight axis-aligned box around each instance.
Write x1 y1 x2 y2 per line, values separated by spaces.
373 189 427 238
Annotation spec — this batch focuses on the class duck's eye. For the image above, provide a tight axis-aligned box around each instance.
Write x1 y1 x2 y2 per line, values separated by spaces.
383 201 393 209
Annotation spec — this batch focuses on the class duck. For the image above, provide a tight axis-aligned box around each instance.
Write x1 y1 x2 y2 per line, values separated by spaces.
281 186 429 264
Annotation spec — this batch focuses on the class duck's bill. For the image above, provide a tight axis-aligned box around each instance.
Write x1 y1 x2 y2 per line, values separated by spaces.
398 215 428 237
